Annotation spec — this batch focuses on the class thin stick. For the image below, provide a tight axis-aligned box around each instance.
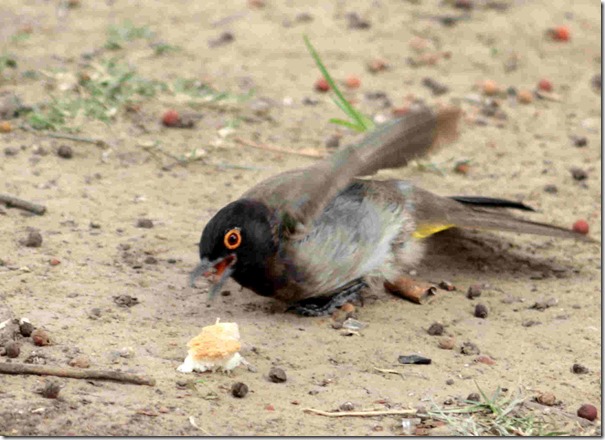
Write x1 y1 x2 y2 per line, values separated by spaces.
189 416 213 435
0 362 155 386
20 126 107 147
235 137 327 158
303 408 416 417
0 194 46 215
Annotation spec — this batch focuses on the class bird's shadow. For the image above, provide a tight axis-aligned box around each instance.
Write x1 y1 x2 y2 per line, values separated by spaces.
417 228 579 282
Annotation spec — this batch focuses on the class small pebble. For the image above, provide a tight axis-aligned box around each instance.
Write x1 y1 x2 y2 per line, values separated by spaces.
398 354 431 365
571 135 588 147
481 80 500 96
549 25 570 42
231 382 249 398
445 379 455 385
467 392 481 402
114 294 139 308
517 89 533 104
340 303 355 313
0 121 12 133
438 281 456 291
537 79 553 92
49 258 60 266
268 367 287 383
208 31 234 48
475 355 495 365
324 134 341 149
24 230 43 248
422 77 449 96
474 303 488 319
31 328 51 346
19 321 35 337
57 145 73 159
5 341 20 358
345 12 370 30
536 392 557 406
4 146 18 156
466 285 482 299
572 219 589 235
577 404 598 421
438 337 455 350
40 380 61 399
136 218 154 228
461 341 480 356
367 58 388 73
69 355 90 369
572 363 589 374
345 75 361 89
314 78 330 92
144 256 157 264
427 322 444 336
570 167 587 181
339 401 355 411
543 184 558 194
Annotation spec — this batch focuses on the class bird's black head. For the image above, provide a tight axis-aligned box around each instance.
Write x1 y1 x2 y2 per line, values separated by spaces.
191 199 277 297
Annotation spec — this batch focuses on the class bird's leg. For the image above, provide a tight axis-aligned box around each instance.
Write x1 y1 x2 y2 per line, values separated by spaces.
287 279 367 317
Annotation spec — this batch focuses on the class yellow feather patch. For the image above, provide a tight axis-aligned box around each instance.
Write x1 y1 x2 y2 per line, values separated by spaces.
412 224 455 239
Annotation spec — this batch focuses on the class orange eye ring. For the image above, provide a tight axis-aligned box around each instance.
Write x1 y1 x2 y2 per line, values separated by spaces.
224 229 242 250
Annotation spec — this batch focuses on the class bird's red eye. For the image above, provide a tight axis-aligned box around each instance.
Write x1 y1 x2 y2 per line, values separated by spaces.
224 229 242 250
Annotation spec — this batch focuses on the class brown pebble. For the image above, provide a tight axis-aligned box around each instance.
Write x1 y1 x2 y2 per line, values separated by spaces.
24 230 43 248
367 58 389 73
467 285 482 299
571 135 588 147
32 328 51 346
114 294 139 308
341 303 355 313
438 281 456 291
570 167 588 181
461 341 480 356
467 392 481 402
517 89 533 104
57 145 73 159
427 322 444 336
136 218 154 228
268 367 287 383
481 80 500 96
5 341 20 358
144 256 157 264
543 184 558 194
577 404 598 421
231 382 249 398
40 380 61 399
474 303 488 318
536 392 557 406
19 321 35 337
438 337 455 350
69 355 90 369
445 378 454 385
572 363 589 374
324 134 341 149
475 355 495 365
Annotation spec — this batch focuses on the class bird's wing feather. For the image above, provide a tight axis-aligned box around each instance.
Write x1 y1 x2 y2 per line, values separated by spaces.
243 105 461 233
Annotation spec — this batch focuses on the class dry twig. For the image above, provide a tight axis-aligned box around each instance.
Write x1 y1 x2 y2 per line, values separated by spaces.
0 362 155 386
0 194 46 215
303 407 416 417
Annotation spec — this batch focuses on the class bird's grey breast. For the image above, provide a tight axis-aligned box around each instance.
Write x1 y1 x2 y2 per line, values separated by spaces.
286 183 404 296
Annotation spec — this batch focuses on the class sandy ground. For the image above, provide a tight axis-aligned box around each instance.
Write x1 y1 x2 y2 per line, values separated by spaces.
0 0 601 436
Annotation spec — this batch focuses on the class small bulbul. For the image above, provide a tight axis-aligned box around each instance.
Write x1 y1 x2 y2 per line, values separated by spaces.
191 105 590 316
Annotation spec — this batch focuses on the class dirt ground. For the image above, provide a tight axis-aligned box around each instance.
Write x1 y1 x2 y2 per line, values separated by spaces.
0 0 601 436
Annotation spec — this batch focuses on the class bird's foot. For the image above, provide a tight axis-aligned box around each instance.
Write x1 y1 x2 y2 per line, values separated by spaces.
287 280 367 317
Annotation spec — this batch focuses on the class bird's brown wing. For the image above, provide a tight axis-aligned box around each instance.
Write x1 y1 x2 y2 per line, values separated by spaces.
243 105 461 233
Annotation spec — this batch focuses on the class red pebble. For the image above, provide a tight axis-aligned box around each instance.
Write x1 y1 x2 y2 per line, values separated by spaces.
162 110 180 127
345 75 361 89
49 258 61 266
314 78 330 92
572 219 589 235
475 355 496 365
577 404 597 421
392 106 410 117
265 404 275 411
538 79 553 92
550 26 570 42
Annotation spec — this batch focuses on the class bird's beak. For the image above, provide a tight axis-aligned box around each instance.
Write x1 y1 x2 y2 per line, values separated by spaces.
190 254 237 300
